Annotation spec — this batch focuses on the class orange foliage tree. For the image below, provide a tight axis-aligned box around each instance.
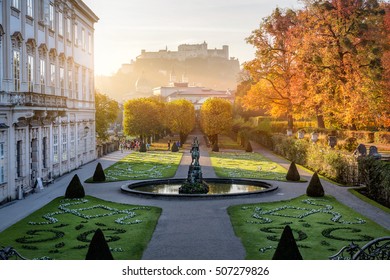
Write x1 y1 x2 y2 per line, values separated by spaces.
243 8 301 130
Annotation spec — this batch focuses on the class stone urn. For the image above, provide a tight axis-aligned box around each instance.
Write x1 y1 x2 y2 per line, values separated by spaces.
287 129 293 137
297 130 305 139
328 135 337 148
311 132 319 143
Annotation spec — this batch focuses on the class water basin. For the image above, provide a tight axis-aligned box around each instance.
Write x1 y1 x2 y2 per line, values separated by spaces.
121 178 278 198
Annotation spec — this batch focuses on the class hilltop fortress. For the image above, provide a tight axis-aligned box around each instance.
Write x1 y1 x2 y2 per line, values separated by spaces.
138 41 230 61
96 42 240 101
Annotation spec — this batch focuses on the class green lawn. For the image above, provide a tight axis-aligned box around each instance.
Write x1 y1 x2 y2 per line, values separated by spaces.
210 152 288 181
228 195 390 259
0 196 161 260
92 151 183 181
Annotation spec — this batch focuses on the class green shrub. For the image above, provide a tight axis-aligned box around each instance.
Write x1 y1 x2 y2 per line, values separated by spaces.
358 157 390 207
92 162 106 182
306 172 324 197
65 174 85 198
272 225 303 260
286 161 300 181
374 131 390 144
85 228 114 260
343 137 358 152
171 142 179 152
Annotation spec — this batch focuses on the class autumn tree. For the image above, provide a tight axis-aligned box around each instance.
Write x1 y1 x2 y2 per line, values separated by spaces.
95 92 120 141
297 0 389 129
123 97 165 141
165 99 195 144
200 98 233 148
243 8 301 130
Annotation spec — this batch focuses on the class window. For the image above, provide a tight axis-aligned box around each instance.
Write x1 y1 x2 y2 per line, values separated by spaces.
50 64 55 86
50 63 56 87
27 0 33 17
49 3 55 30
75 66 79 96
68 69 73 96
58 11 63 36
66 18 71 40
70 128 75 158
53 133 58 163
12 0 20 10
82 68 86 100
42 137 47 168
81 28 86 50
16 141 22 177
40 59 46 85
28 55 34 92
60 66 65 96
88 33 92 54
38 0 44 22
13 50 20 91
0 166 4 184
0 143 4 183
74 24 78 46
62 131 67 161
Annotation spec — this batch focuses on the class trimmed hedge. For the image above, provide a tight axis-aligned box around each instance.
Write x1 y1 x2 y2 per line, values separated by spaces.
286 162 300 181
93 162 106 182
85 228 114 260
272 225 303 260
65 174 85 198
306 172 324 197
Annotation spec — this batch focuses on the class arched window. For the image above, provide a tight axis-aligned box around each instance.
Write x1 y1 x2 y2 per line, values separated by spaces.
11 32 23 92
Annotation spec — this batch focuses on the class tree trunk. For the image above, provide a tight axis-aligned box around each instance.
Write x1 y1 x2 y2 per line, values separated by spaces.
316 115 325 129
287 115 293 130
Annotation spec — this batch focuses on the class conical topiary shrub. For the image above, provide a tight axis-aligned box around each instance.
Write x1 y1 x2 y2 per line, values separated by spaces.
85 228 114 260
92 162 106 182
65 174 85 198
171 142 179 152
286 161 300 181
306 172 324 197
212 142 219 152
245 141 253 152
272 225 303 260
139 142 147 152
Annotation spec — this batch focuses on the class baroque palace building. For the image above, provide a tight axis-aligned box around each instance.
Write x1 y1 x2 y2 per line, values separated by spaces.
0 0 98 203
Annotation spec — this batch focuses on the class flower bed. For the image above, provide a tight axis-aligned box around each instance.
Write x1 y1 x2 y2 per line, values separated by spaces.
98 151 183 181
210 152 288 181
228 195 390 259
0 196 161 260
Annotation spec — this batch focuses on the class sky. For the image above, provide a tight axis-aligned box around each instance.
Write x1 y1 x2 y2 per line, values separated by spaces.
83 0 302 76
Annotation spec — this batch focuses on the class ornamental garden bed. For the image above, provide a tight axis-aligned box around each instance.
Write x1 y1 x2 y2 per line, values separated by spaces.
210 152 292 181
0 196 161 260
228 195 390 259
86 151 183 182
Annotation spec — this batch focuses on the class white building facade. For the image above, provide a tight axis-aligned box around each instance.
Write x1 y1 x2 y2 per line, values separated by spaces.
0 0 98 203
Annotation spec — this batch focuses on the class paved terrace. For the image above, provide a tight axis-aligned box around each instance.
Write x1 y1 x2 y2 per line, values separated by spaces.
0 131 389 259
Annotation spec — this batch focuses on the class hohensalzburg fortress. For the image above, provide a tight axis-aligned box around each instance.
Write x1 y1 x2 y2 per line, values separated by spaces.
137 41 230 61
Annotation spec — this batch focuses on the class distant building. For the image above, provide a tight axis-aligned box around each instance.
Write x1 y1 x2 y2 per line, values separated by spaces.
0 0 98 203
138 41 230 61
154 80 234 110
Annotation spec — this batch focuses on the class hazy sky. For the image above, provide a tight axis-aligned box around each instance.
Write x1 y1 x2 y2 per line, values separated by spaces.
83 0 302 76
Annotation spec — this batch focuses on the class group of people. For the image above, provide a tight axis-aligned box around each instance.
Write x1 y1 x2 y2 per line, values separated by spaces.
119 139 150 152
167 139 181 150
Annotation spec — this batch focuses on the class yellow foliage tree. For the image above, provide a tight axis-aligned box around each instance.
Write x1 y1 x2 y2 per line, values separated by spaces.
200 98 233 149
165 99 195 144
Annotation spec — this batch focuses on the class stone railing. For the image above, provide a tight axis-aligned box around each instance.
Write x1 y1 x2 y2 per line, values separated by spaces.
0 92 67 108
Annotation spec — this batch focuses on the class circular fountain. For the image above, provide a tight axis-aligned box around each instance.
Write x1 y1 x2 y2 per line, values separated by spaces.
121 137 278 199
